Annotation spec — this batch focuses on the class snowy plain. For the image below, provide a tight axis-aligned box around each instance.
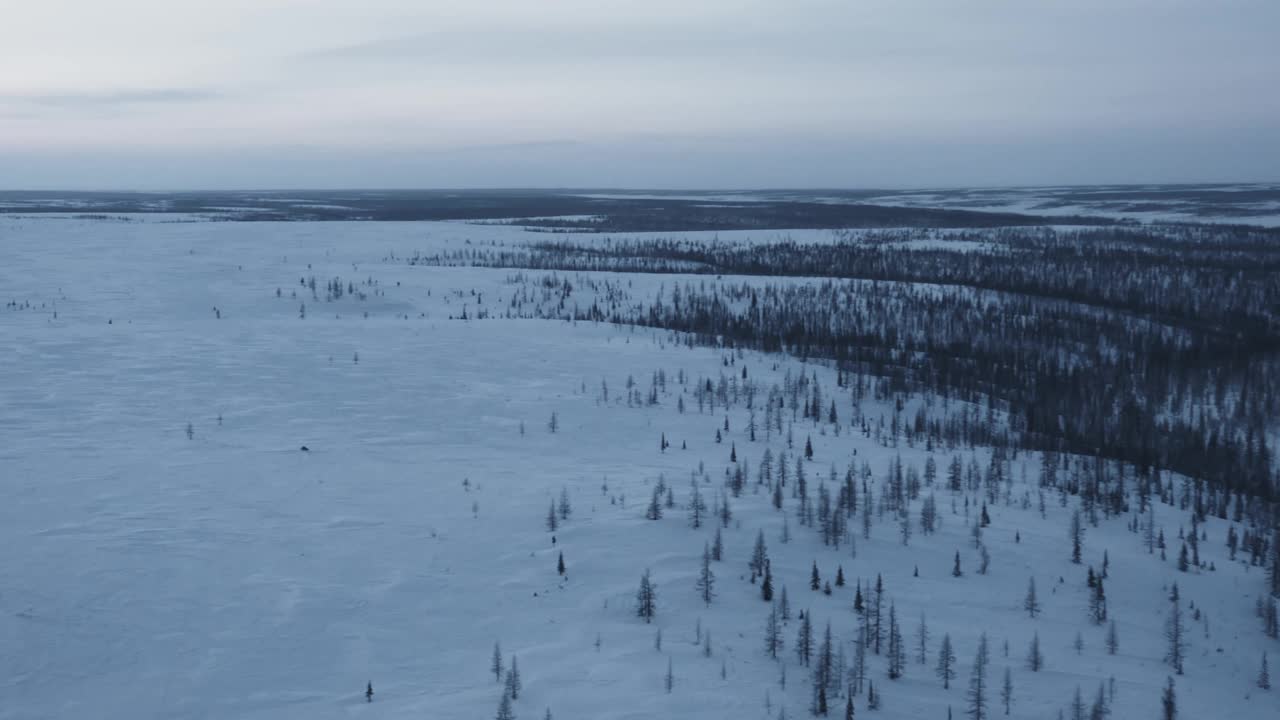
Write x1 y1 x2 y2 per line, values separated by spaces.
1 215 1276 719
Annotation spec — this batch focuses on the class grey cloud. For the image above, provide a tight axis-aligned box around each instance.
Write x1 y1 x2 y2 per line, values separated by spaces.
2 88 222 109
295 22 958 67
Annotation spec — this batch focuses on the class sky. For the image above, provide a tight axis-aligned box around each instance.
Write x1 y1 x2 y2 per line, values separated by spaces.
1 0 1277 189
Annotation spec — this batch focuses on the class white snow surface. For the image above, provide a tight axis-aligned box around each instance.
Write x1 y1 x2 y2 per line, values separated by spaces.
1 216 1275 719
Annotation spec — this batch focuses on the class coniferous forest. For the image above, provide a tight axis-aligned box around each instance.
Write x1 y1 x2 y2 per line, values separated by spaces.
412 224 1280 504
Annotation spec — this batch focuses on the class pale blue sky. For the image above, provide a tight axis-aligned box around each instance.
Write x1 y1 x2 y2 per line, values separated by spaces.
1 0 1277 188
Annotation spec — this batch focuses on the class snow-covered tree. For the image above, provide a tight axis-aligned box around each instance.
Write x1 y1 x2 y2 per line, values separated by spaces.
851 625 869 696
886 602 905 679
966 633 989 720
637 570 657 624
696 542 716 606
1089 576 1107 625
689 481 708 528
765 603 784 659
646 487 663 521
870 574 884 654
505 656 522 700
496 692 515 720
915 613 930 665
1160 677 1176 720
937 633 957 689
1164 583 1185 675
1070 510 1084 564
557 487 571 520
797 611 814 667
1026 633 1043 672
1024 577 1040 618
491 642 504 682
1000 667 1013 715
751 531 769 577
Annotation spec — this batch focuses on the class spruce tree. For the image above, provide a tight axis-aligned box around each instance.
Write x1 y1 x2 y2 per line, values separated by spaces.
1160 677 1176 720
816 622 836 700
496 692 515 720
505 656 521 700
915 612 930 665
697 542 716 607
852 625 868 696
1164 583 1185 675
751 531 769 577
646 487 663 520
1089 682 1107 720
637 570 657 623
967 633 989 720
1000 667 1013 715
871 574 885 654
1024 577 1040 618
1089 576 1107 625
1070 510 1084 564
1258 652 1270 690
887 602 905 679
689 481 707 528
1070 685 1085 720
766 603 783 659
797 611 814 666
1026 633 1043 672
558 487 571 520
937 633 957 689
491 642 504 682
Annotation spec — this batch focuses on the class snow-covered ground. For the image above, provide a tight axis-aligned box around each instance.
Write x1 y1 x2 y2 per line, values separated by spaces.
1 216 1275 719
858 185 1280 227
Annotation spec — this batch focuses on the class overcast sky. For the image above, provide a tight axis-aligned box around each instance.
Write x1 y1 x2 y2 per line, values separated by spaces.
1 0 1277 189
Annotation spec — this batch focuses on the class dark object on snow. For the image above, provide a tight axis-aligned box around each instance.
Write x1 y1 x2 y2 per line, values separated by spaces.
366 682 373 702
300 446 310 452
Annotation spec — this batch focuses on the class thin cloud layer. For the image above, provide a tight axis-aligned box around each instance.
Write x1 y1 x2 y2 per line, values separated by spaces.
3 89 221 109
